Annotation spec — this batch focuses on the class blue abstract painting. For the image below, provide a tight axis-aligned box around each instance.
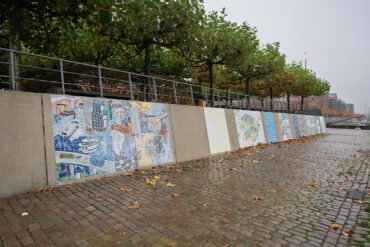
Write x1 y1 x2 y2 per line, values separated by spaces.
263 112 278 143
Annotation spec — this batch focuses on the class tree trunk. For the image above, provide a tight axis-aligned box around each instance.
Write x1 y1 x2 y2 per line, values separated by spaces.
8 3 22 90
269 87 273 110
208 62 214 106
144 43 151 101
301 95 304 111
245 77 250 109
287 92 290 112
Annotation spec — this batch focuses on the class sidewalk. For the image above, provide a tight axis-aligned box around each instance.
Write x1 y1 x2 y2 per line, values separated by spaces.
0 128 369 247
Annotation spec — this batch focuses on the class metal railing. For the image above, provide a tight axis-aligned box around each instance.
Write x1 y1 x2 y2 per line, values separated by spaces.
0 47 322 115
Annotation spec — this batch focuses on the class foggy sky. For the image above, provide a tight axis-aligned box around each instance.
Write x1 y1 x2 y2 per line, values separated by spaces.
204 0 370 113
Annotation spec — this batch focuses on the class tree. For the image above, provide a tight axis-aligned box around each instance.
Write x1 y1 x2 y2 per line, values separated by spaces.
181 10 257 105
113 0 204 76
254 43 286 109
0 0 90 89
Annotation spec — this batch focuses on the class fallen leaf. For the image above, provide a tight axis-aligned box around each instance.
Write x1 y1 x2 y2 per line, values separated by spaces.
161 179 169 183
252 195 263 200
271 154 275 158
330 224 340 230
247 153 252 156
114 181 120 184
230 168 237 171
337 187 346 191
102 175 108 179
176 168 183 173
46 187 55 191
196 169 202 173
252 160 259 164
300 191 310 195
270 190 277 193
166 182 175 187
326 179 334 183
128 204 140 209
307 183 317 187
309 163 317 167
146 178 157 186
94 194 101 198
153 175 161 179
171 193 181 197
166 166 175 169
137 170 147 175
354 200 365 205
341 230 355 237
120 187 132 192
183 178 192 182
34 189 42 193
64 184 73 188
122 172 134 176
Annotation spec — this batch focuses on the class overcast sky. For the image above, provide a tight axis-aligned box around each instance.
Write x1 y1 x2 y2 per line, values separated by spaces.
204 0 370 113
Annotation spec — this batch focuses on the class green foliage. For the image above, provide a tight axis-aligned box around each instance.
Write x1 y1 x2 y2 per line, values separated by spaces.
0 0 331 99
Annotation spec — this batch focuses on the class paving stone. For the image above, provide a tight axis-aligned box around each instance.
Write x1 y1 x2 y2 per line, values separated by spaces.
0 129 369 246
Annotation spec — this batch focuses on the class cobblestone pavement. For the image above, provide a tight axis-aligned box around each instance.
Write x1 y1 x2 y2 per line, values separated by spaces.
0 128 369 247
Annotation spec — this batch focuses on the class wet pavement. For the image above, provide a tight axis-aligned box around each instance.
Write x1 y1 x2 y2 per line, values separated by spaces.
0 128 369 247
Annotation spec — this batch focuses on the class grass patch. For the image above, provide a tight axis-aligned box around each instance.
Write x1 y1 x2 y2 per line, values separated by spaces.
160 170 167 173
364 206 370 213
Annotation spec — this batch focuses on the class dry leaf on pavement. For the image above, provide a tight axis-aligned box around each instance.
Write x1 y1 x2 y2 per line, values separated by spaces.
270 190 277 193
146 178 157 186
307 183 317 187
166 182 175 187
184 178 192 182
64 184 73 188
122 172 134 176
338 187 346 191
120 187 132 192
94 194 101 198
341 230 355 237
329 224 340 230
171 193 181 197
153 175 161 179
128 204 140 209
326 179 334 183
300 191 310 195
354 200 365 205
252 195 264 200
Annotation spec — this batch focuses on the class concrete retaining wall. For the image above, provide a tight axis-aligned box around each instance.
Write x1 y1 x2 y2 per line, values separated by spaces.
0 91 48 197
0 91 326 197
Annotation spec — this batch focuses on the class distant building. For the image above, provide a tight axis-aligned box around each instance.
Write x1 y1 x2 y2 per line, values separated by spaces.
346 104 354 114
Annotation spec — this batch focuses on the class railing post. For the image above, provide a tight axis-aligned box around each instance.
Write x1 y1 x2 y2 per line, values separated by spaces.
227 90 231 108
238 94 241 109
10 50 15 90
128 73 134 100
152 78 157 102
217 90 221 108
190 85 194 105
98 66 103 97
261 98 264 111
246 95 249 110
60 59 65 94
173 81 177 104
204 87 208 106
